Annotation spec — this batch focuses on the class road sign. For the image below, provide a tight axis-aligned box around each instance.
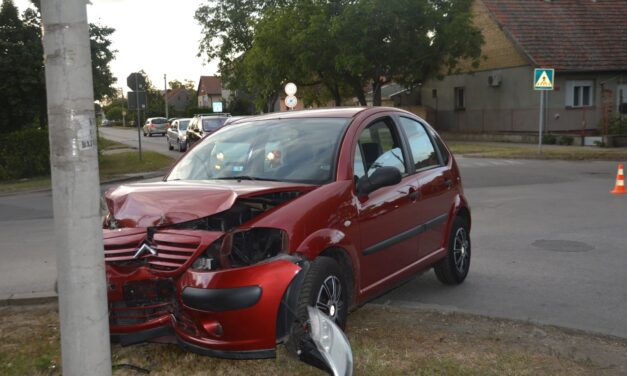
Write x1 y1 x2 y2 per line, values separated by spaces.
534 68 554 91
127 91 147 110
284 82 297 96
212 101 223 113
285 95 297 109
127 72 146 91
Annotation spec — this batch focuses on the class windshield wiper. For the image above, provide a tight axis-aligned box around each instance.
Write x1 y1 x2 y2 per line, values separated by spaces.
215 176 281 182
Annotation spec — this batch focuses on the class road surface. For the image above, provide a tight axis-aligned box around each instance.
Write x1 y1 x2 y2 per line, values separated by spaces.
1 132 626 338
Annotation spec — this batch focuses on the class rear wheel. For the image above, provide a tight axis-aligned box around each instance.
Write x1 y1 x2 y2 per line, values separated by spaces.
285 257 349 356
434 216 470 285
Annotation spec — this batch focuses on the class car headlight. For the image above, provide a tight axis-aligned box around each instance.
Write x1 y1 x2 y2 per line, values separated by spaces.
307 306 353 376
191 228 288 271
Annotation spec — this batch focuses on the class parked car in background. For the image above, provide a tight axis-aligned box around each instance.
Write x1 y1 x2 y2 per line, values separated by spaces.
166 118 191 152
186 114 230 148
101 107 471 361
143 117 168 137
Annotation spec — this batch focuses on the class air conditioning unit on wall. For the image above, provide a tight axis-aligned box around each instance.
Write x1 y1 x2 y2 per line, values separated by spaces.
488 74 502 87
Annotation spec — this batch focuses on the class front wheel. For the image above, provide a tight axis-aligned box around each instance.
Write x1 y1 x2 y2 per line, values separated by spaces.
167 137 173 150
434 216 470 285
286 257 349 356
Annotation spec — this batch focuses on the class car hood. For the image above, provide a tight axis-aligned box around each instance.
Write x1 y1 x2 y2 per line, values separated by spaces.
104 180 315 228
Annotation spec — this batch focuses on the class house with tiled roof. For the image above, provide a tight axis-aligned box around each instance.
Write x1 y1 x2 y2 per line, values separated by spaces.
197 76 230 110
420 0 627 135
165 88 193 113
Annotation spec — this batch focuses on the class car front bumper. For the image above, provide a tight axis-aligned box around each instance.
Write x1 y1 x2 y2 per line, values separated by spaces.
106 257 303 358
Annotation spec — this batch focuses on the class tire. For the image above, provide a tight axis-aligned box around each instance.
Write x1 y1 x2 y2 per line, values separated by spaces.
434 216 471 285
179 140 186 152
285 257 349 355
167 137 173 150
148 132 152 137
143 131 146 137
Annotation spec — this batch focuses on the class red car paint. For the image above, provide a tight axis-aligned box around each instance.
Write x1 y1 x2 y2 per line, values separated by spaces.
102 107 470 358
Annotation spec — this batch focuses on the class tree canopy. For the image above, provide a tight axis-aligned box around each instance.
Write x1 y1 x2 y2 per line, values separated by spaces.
196 0 483 110
0 0 117 132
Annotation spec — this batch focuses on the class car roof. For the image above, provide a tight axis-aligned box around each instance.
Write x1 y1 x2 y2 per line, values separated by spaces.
229 107 416 124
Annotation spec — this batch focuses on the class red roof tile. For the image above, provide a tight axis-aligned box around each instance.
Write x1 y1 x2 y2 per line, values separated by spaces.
197 76 222 96
482 0 627 72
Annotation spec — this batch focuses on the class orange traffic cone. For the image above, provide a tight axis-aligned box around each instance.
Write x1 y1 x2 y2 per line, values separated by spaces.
611 164 626 195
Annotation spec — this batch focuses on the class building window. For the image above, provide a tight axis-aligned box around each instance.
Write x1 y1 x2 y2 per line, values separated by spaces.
566 80 594 107
454 87 465 110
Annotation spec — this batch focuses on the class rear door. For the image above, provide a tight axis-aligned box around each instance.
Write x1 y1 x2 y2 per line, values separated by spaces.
397 116 456 259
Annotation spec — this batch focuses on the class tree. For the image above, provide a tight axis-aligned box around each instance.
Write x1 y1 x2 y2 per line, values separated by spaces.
0 0 45 131
196 0 483 109
89 23 117 101
0 0 117 132
168 79 195 91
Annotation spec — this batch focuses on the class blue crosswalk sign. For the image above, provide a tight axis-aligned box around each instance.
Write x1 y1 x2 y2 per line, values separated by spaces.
534 68 554 91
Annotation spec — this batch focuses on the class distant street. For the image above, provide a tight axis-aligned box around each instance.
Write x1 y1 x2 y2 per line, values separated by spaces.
99 126 185 160
1 146 626 338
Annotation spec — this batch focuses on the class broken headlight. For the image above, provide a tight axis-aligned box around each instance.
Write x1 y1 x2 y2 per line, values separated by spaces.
191 228 289 271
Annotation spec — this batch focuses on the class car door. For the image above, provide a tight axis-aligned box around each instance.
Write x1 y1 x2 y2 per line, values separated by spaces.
397 116 456 260
353 116 419 289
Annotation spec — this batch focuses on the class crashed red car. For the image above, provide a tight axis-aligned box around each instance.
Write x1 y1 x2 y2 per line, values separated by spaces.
102 107 471 359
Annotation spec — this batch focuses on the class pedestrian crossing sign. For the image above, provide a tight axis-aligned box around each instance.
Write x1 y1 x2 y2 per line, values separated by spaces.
534 68 554 90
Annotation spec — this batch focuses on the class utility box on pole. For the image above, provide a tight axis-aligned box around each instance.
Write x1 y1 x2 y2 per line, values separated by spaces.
41 0 112 375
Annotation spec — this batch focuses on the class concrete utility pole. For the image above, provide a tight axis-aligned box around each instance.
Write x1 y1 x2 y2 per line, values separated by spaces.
41 1 112 375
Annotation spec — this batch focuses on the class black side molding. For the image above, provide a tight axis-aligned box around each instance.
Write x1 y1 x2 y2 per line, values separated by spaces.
363 213 449 256
182 285 262 312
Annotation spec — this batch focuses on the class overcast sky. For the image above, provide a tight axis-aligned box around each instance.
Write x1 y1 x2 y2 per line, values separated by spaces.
14 0 218 93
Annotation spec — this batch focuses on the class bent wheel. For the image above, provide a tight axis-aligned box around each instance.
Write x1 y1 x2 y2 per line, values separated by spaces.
285 257 349 356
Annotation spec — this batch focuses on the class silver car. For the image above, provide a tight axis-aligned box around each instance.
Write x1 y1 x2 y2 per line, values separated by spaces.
143 117 168 137
166 118 191 152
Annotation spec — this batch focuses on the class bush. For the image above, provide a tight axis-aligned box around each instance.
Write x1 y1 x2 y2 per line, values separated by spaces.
542 134 557 145
0 128 50 181
608 116 627 135
558 135 574 146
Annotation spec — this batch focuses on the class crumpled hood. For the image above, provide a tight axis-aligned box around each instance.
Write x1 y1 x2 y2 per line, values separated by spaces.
105 180 314 228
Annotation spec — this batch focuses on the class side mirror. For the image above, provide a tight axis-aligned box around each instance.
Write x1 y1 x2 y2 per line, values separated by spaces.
356 166 402 197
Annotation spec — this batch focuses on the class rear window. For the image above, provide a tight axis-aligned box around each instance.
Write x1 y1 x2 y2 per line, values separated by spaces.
179 120 189 130
202 118 227 132
152 118 167 124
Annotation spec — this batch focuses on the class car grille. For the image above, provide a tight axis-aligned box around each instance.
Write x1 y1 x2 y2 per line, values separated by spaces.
104 230 202 273
109 279 176 326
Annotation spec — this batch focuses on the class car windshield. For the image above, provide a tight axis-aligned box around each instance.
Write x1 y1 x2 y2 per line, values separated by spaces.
178 120 189 130
202 118 227 132
167 117 351 184
152 118 167 124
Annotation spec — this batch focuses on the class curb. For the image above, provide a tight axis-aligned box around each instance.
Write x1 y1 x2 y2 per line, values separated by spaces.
0 292 57 307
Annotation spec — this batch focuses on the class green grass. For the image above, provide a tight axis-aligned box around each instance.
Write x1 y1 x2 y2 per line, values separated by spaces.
448 141 627 161
0 137 175 194
2 304 624 376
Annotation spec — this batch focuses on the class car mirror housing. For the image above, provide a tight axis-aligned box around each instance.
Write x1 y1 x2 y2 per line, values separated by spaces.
356 166 402 197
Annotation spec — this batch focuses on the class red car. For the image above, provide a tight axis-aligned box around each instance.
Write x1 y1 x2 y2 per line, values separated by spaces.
102 107 471 360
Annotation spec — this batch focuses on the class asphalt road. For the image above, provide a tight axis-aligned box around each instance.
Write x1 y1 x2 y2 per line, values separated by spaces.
1 131 626 339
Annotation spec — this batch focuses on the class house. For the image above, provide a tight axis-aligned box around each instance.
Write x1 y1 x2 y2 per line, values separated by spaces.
420 0 627 134
197 76 230 110
165 88 193 113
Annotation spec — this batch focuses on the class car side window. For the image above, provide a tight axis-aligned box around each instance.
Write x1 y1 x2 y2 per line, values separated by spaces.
399 117 440 171
431 131 450 165
356 119 406 178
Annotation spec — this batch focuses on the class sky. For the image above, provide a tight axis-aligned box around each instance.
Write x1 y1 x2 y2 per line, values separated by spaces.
14 0 219 93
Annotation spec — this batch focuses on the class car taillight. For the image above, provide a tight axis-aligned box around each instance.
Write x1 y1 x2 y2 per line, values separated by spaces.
150 124 155 128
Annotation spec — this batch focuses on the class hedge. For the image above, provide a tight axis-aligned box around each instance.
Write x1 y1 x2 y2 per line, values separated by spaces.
0 128 50 181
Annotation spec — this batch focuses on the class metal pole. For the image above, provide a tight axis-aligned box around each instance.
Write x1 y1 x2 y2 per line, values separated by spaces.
41 1 112 375
135 75 143 161
538 90 545 153
164 73 169 119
